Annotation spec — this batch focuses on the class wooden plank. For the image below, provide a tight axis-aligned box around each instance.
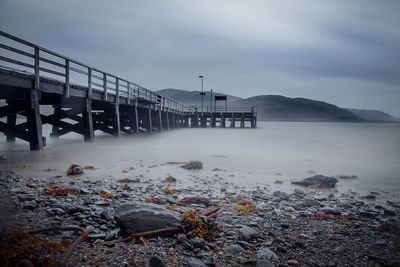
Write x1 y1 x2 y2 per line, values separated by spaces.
27 90 44 150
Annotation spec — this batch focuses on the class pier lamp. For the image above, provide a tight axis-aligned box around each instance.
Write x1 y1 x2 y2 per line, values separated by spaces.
199 75 205 113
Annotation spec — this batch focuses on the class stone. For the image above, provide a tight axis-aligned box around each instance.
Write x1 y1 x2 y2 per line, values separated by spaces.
67 164 84 176
238 226 260 241
384 209 396 216
0 155 7 161
105 232 116 241
280 223 290 229
256 259 275 267
190 237 205 248
80 188 91 194
291 175 338 189
149 255 166 267
162 176 177 183
181 161 203 170
256 248 279 261
359 211 377 219
187 257 207 267
236 240 250 248
224 244 244 254
319 207 340 215
100 210 112 221
118 178 140 183
288 259 299 266
114 202 181 235
87 233 107 240
363 194 376 200
285 207 295 212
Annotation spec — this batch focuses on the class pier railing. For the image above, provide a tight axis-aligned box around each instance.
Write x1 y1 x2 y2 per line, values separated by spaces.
0 31 185 111
183 106 257 114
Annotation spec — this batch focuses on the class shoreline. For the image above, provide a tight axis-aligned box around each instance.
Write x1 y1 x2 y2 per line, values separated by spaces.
1 163 399 267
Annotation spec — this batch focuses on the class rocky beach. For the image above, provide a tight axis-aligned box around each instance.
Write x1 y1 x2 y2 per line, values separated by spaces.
1 159 399 267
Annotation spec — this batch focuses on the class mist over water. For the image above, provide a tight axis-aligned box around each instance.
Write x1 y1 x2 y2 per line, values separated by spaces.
1 122 399 200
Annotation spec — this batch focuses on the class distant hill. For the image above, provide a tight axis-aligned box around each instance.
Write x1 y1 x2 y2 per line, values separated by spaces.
157 89 397 122
230 95 360 122
346 108 396 122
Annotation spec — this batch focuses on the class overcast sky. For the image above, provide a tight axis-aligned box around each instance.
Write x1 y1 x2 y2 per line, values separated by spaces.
1 0 399 116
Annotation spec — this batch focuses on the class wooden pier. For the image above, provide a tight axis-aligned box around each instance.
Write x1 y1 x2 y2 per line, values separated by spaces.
0 31 257 150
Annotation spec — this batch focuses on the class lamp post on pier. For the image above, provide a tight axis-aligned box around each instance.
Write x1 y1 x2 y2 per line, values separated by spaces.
198 75 205 113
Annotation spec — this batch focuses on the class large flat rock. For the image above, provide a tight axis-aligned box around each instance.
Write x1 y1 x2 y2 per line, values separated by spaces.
114 202 181 235
291 175 338 189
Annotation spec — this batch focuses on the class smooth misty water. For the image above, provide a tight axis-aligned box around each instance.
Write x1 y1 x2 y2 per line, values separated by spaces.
1 122 399 200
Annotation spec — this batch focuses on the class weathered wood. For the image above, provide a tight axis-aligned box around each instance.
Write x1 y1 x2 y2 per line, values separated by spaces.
27 90 44 150
65 59 70 97
166 110 170 130
112 103 121 137
134 102 139 134
6 114 16 142
82 99 94 142
147 105 152 133
158 108 163 132
50 106 62 138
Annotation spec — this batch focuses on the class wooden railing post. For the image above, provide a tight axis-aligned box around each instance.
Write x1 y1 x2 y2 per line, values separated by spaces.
65 59 70 97
87 68 92 98
34 47 40 90
127 82 131 103
116 78 120 103
103 73 107 101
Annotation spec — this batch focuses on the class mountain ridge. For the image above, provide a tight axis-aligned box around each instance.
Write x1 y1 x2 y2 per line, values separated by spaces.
156 88 397 122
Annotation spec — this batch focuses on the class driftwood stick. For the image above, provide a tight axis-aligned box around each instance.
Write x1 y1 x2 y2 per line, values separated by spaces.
203 208 221 217
118 226 182 243
59 231 89 267
28 225 85 235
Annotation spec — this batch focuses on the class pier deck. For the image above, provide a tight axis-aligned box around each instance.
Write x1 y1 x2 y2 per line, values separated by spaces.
0 31 256 150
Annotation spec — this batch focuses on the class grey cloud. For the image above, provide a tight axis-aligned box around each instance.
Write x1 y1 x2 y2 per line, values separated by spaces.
0 0 399 116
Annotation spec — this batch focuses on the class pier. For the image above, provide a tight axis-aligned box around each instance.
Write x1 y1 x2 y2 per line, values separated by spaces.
0 31 257 150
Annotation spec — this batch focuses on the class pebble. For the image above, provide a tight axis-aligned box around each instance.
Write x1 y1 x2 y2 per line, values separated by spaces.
238 225 260 241
149 255 166 267
288 259 299 266
256 248 279 261
224 244 244 255
187 257 207 267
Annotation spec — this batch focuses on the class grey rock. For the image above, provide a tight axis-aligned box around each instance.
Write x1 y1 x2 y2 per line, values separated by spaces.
257 248 279 261
319 207 340 215
187 257 207 267
94 201 110 206
114 201 181 235
359 211 377 218
280 223 290 229
105 232 116 241
238 225 260 241
22 203 36 210
118 178 140 183
384 209 396 216
291 175 338 188
224 244 244 254
236 240 250 248
288 259 299 266
100 210 112 221
256 259 275 267
190 237 205 248
80 188 91 194
149 255 166 267
181 161 203 170
87 233 107 240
